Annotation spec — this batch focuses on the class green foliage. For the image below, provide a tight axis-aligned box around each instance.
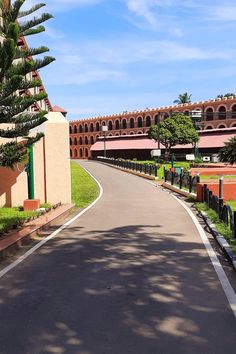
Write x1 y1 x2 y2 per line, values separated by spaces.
218 136 236 165
0 0 55 167
148 113 199 160
71 162 99 208
173 92 192 104
0 207 38 235
216 93 236 99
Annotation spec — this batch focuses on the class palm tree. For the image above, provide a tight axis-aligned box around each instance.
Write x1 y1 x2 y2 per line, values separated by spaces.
218 137 236 165
216 93 236 99
174 92 192 104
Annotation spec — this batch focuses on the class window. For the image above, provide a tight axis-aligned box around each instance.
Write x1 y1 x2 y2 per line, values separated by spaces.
79 125 83 133
232 104 236 119
146 116 151 127
90 123 94 132
70 138 72 145
73 125 77 133
79 137 83 145
74 149 78 157
85 124 88 132
206 108 214 121
130 118 134 128
138 117 142 128
69 126 72 134
115 120 120 130
108 121 113 130
85 136 88 145
122 119 127 129
80 149 83 158
218 106 226 120
90 136 94 144
96 122 100 131
74 137 77 145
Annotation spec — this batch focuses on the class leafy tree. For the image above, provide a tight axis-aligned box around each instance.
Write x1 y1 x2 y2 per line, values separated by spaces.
148 113 199 161
0 0 55 167
173 92 192 104
218 137 236 165
216 93 236 99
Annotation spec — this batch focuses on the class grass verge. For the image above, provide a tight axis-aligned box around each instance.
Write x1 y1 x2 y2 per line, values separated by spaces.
71 161 99 208
195 202 236 254
0 208 38 235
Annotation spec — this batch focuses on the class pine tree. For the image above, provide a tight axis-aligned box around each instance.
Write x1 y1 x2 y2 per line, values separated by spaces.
0 0 55 167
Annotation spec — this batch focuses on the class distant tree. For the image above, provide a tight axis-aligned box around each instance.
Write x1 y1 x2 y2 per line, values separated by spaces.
218 137 236 165
173 92 192 104
148 113 199 161
0 0 55 167
216 93 236 99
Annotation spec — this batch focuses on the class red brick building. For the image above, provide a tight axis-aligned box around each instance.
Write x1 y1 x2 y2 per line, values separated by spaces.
69 97 236 159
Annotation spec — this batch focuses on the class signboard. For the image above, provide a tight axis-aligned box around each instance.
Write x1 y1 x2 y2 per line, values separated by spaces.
101 125 108 132
151 149 161 157
186 154 195 161
191 110 202 118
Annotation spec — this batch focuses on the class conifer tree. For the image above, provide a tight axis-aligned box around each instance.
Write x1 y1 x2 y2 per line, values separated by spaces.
0 0 55 167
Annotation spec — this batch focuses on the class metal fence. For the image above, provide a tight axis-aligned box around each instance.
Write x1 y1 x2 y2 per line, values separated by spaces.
96 157 158 177
164 168 200 194
203 184 236 238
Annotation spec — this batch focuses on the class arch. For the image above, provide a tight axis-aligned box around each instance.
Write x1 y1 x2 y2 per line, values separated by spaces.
79 137 83 145
115 133 119 136
79 148 83 158
108 120 113 130
96 122 100 131
90 123 94 132
108 133 113 137
85 148 88 158
70 138 72 145
130 117 134 128
137 116 143 128
102 121 106 126
115 120 120 130
230 123 236 127
90 136 94 145
84 124 88 133
70 149 72 158
96 135 100 141
122 119 127 129
154 114 159 125
206 107 214 121
79 124 83 133
130 131 134 135
122 132 127 135
217 124 227 129
137 131 143 134
74 137 77 145
145 116 151 127
231 104 236 118
73 125 77 134
69 126 72 134
184 110 189 116
74 149 78 157
164 113 169 119
85 136 88 145
205 125 214 130
218 105 226 120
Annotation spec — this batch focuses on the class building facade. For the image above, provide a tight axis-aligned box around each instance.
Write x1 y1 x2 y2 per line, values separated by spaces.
69 97 236 159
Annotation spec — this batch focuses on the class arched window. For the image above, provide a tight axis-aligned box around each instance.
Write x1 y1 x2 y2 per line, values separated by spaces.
122 119 127 129
85 124 88 132
108 120 113 130
115 133 119 136
115 120 120 130
90 123 94 132
74 137 77 145
96 122 100 131
218 125 226 129
206 108 214 121
70 138 72 145
73 125 77 133
232 104 236 118
79 125 83 133
85 148 88 158
154 114 159 125
138 117 143 128
205 126 213 130
96 135 100 141
231 123 236 127
70 149 72 158
79 137 83 145
102 121 106 126
138 131 142 134
218 106 226 120
69 126 72 134
85 136 88 145
80 149 83 158
122 132 127 135
146 116 151 127
130 118 134 128
90 136 94 145
74 149 78 157
130 131 134 135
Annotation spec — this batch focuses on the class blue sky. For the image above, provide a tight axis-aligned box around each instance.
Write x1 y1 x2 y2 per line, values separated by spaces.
25 0 236 120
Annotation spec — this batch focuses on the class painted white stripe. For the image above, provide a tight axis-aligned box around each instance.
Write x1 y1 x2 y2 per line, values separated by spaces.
0 164 103 280
172 194 236 318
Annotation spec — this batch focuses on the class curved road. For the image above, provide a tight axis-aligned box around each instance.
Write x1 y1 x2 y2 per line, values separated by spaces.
0 160 235 354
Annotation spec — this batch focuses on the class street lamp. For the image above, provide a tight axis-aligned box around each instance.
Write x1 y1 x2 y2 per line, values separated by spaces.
190 110 202 158
101 125 108 158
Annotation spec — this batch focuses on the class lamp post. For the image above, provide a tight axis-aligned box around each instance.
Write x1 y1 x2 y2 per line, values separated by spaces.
101 125 108 158
190 110 202 158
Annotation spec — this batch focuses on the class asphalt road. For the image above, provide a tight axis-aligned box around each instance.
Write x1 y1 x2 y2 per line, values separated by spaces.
0 160 236 354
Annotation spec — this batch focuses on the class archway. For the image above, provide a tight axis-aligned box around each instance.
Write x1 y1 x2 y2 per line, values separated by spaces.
218 106 226 120
206 108 214 121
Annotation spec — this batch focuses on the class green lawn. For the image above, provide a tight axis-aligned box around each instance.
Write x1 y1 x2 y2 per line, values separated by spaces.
135 161 190 179
71 161 99 208
200 175 236 180
0 208 38 235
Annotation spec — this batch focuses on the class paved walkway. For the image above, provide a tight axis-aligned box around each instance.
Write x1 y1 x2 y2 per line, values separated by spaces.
0 160 235 354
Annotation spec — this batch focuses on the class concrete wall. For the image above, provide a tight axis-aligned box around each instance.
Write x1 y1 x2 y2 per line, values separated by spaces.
0 112 71 207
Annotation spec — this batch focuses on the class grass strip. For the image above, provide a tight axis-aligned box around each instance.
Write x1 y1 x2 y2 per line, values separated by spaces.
0 208 38 235
71 161 99 208
195 202 236 254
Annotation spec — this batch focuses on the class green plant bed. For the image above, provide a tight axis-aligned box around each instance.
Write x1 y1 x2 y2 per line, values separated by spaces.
0 208 38 235
71 161 99 208
195 203 236 253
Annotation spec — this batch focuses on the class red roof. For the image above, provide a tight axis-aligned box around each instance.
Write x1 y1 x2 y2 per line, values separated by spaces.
52 105 67 113
91 132 236 151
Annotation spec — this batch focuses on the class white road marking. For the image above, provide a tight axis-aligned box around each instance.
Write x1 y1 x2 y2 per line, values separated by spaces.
172 194 236 318
0 164 103 280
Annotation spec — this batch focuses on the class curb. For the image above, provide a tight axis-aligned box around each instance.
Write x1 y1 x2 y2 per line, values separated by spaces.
162 182 196 199
0 204 75 260
199 210 236 271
